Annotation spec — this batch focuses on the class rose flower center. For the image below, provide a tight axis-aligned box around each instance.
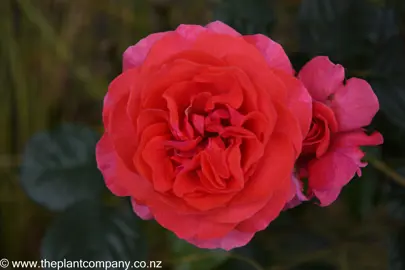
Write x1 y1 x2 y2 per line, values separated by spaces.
158 89 266 200
302 101 338 159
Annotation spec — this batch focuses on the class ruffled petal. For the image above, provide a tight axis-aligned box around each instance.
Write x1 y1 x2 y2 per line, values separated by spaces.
272 70 312 139
96 134 130 196
283 174 309 210
96 134 154 201
236 185 289 232
186 230 254 251
151 207 236 240
244 34 294 75
175 24 207 41
123 32 169 71
308 130 383 206
330 78 380 131
205 21 241 37
131 198 154 220
298 56 345 101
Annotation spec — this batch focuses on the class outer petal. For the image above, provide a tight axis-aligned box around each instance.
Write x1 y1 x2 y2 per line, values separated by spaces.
175 24 207 41
312 188 342 207
105 69 141 171
298 56 345 101
283 174 309 210
96 133 154 202
236 185 290 232
96 134 130 196
333 130 384 148
272 69 312 139
308 149 363 206
244 34 294 75
131 198 154 220
205 21 241 37
123 32 169 71
123 21 241 72
103 68 139 129
151 206 236 240
330 78 380 131
308 131 383 206
186 230 254 251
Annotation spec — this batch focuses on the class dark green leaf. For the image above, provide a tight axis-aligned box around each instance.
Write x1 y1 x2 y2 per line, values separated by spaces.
370 78 405 130
298 0 398 64
214 237 271 270
370 36 405 129
20 123 104 211
213 0 275 35
298 0 355 61
373 35 405 78
343 146 382 219
265 210 331 259
41 201 147 270
388 226 405 270
290 261 337 270
169 233 229 270
384 168 405 221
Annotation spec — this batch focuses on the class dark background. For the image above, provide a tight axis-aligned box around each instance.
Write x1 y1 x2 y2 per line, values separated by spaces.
1 0 405 269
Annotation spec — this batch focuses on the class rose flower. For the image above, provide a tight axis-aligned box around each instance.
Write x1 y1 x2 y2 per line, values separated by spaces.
288 56 383 207
96 21 312 250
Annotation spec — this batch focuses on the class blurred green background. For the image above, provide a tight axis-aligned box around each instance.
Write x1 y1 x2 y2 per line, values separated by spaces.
1 0 405 269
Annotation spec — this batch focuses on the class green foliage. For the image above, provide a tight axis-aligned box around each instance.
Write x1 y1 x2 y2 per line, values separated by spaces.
168 233 229 270
213 0 275 35
290 261 337 270
41 200 147 269
370 36 405 130
20 124 104 211
344 146 382 219
388 226 405 270
384 168 405 221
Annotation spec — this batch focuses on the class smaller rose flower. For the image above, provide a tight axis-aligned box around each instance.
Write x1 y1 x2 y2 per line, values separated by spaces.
290 56 384 206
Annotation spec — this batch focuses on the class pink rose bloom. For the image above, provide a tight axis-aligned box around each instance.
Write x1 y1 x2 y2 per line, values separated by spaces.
290 56 384 207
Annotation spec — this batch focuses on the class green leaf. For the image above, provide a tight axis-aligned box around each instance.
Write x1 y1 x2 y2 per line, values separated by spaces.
298 0 398 63
388 226 405 270
214 237 271 270
290 261 337 270
41 201 147 269
370 78 405 130
384 168 405 221
373 35 405 78
370 36 405 130
169 233 229 270
213 0 275 35
20 123 105 211
343 146 382 219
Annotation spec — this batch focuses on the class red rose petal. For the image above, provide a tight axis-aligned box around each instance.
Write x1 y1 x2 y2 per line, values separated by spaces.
244 34 294 75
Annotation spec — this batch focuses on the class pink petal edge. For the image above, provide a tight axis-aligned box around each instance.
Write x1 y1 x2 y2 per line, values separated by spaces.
244 34 294 75
308 131 383 206
123 32 169 71
205 21 241 37
298 56 345 101
331 78 380 132
186 230 254 251
131 198 154 220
